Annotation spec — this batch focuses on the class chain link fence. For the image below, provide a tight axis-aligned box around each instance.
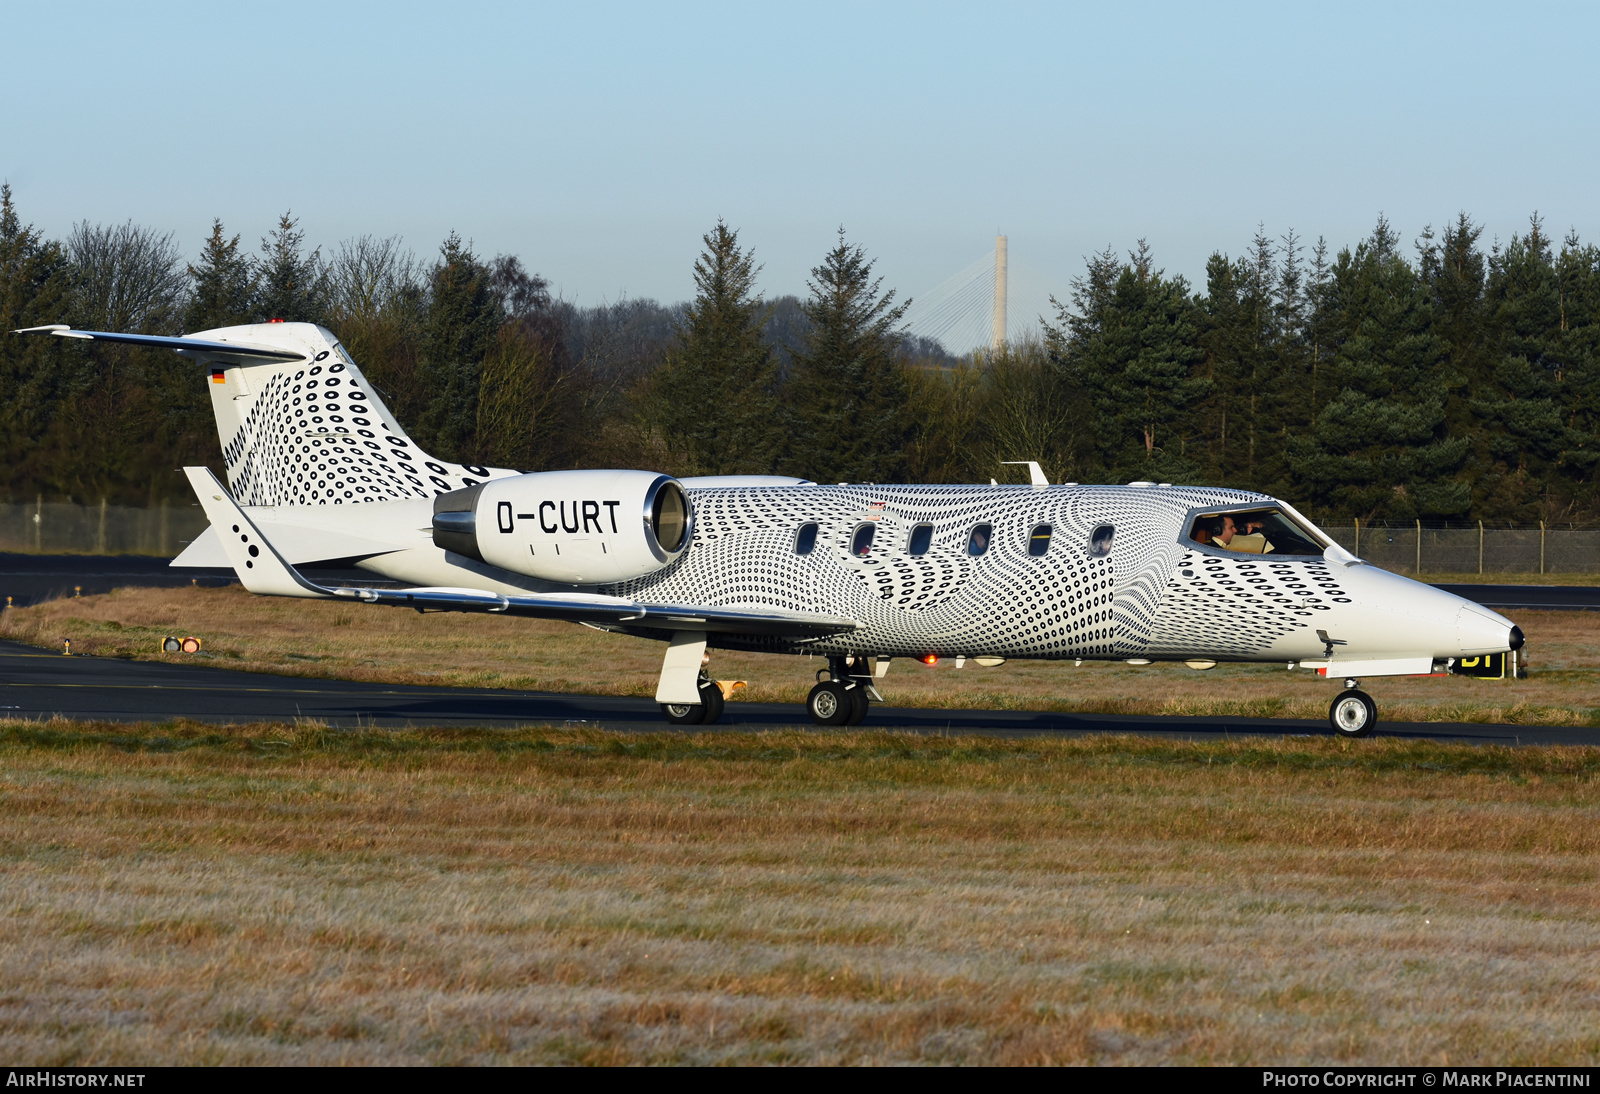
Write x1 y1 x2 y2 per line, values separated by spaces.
1321 522 1595 575
0 502 208 557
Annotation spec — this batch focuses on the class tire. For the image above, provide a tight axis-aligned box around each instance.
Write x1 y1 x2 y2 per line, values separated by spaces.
844 685 870 725
1329 689 1377 738
806 681 851 726
698 679 725 726
661 700 706 725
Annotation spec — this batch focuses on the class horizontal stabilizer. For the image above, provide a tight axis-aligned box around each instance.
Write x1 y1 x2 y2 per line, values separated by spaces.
12 326 304 363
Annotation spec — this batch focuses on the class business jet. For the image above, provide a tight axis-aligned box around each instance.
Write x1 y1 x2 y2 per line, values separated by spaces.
14 321 1524 737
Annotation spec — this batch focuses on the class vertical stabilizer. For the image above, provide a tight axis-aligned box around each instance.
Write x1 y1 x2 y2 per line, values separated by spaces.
195 322 515 505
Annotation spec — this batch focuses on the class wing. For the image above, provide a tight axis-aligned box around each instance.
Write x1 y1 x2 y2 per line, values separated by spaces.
12 325 304 364
184 466 855 640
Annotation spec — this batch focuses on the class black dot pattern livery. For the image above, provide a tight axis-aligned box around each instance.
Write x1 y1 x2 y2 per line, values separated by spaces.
603 483 1346 660
206 325 513 506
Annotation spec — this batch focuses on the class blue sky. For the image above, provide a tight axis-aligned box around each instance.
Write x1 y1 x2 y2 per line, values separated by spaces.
2 1 1595 316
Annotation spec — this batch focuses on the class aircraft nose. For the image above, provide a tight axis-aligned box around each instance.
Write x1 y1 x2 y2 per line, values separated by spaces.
1456 602 1520 655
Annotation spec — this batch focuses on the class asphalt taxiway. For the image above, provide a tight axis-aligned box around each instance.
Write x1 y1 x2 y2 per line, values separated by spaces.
1 639 1592 746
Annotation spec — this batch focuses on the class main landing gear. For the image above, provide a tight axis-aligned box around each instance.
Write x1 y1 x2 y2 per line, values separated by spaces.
1329 678 1377 738
661 675 725 726
806 656 874 726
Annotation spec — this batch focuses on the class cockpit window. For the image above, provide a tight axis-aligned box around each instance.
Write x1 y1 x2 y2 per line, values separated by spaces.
851 523 877 556
1088 524 1114 558
967 523 992 556
1187 507 1328 557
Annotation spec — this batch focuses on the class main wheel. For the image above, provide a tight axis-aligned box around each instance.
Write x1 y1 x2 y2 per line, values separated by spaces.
806 681 851 726
661 700 706 725
844 684 870 725
1329 689 1377 738
698 679 725 725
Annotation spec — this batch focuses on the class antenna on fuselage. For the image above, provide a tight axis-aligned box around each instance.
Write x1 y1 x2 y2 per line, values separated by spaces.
1001 460 1049 488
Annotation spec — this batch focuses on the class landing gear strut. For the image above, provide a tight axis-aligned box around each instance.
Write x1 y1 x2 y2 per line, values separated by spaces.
1329 677 1376 738
806 656 873 726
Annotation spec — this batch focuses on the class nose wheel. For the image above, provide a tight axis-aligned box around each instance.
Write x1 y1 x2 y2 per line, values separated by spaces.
1329 688 1377 738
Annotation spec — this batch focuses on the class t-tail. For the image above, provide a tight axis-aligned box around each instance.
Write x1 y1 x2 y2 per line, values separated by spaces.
13 320 516 505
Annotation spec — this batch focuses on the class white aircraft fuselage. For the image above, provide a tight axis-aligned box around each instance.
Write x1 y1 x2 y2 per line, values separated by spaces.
13 320 1521 735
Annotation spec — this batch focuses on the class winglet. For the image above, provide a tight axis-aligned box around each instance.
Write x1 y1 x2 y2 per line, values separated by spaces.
182 467 331 599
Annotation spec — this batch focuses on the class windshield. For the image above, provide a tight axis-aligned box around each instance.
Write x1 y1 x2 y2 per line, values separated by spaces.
1186 506 1328 557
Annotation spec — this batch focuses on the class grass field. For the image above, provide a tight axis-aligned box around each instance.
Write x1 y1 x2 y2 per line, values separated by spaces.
3 584 1599 727
0 723 1595 1065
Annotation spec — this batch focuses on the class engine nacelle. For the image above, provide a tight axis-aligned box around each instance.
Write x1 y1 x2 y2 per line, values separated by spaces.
432 470 691 584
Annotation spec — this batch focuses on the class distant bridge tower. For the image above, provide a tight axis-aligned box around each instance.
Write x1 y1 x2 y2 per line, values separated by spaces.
992 234 1008 350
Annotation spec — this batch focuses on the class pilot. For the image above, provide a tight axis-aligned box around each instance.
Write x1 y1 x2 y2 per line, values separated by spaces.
1194 515 1235 547
1230 516 1270 554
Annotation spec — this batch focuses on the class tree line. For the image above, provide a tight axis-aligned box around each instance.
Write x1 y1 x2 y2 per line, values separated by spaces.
2 185 1597 523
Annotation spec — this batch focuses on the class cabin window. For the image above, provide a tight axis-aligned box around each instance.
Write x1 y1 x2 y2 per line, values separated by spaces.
1187 507 1327 557
794 522 819 555
1028 524 1052 556
1088 524 1115 558
851 523 877 556
967 523 992 556
907 523 933 556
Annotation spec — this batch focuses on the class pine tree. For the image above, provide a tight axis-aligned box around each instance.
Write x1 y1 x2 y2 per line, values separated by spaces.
1475 216 1577 519
645 221 780 475
1048 242 1207 482
783 229 912 482
256 212 327 323
0 184 75 496
1288 217 1468 520
417 233 501 461
185 218 257 332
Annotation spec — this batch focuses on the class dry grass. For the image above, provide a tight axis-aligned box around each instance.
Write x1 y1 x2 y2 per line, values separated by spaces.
0 722 1595 1064
5 584 1600 728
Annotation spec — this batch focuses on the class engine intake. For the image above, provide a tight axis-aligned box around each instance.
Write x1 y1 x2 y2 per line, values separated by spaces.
431 470 692 584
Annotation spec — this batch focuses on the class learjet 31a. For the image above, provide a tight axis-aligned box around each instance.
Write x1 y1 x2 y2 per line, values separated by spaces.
14 321 1524 737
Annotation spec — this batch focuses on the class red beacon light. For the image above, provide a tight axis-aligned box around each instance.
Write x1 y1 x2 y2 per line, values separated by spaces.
921 654 938 666
268 318 285 323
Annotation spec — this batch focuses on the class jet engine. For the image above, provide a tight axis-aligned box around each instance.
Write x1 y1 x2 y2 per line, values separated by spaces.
431 470 692 584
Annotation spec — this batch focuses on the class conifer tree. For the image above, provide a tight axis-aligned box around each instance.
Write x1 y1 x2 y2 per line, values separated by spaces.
1047 242 1207 481
645 221 779 475
0 184 75 495
784 229 911 482
1288 218 1468 519
256 212 327 323
1474 216 1577 518
185 218 257 332
418 233 500 461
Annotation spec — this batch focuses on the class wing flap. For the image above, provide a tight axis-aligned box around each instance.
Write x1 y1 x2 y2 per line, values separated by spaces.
341 585 854 637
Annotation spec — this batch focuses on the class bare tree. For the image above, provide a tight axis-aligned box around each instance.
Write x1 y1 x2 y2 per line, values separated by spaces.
67 221 186 333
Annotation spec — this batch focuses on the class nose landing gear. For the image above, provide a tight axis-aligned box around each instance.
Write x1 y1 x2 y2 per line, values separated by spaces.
1329 678 1377 738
